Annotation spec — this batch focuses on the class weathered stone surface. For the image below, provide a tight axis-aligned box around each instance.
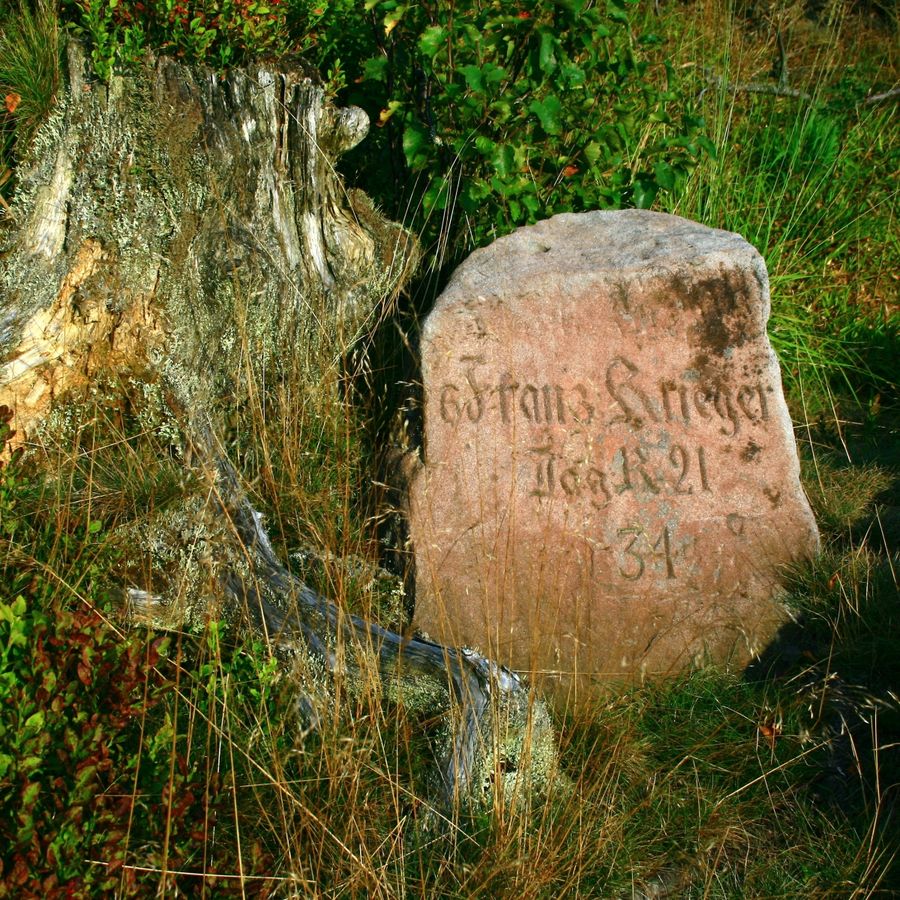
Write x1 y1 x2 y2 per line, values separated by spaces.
408 210 820 710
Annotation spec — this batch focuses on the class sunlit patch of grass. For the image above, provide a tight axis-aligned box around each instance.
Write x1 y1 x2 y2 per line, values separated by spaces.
660 0 898 409
646 9 899 890
802 455 894 533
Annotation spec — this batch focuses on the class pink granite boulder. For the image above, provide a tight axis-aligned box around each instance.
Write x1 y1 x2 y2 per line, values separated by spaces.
408 210 820 710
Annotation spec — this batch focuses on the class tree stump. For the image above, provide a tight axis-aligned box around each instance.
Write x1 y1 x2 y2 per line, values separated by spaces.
0 41 560 821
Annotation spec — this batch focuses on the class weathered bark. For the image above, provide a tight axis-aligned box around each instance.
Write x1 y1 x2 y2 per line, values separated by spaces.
176 412 561 816
0 41 560 819
0 41 411 439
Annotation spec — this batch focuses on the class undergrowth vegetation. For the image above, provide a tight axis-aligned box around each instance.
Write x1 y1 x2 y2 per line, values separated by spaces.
0 0 897 895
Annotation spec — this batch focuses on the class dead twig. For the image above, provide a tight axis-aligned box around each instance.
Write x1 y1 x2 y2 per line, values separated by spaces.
702 67 812 102
864 87 900 106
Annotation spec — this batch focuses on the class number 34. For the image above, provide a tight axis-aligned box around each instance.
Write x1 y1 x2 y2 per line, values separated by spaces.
616 525 676 580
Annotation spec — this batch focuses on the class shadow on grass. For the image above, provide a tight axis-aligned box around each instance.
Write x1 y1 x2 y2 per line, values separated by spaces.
746 382 899 889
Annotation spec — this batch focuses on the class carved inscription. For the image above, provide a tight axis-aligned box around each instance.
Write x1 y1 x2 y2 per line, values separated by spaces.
435 354 770 521
438 355 772 437
431 348 779 585
429 332 788 588
528 443 711 506
615 524 677 581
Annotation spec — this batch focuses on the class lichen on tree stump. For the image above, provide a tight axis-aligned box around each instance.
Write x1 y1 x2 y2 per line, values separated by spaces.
0 40 414 441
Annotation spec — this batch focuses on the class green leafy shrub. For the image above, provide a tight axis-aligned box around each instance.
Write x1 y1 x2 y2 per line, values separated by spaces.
337 0 713 258
0 594 170 895
0 418 151 892
53 0 712 261
0 590 286 894
60 0 327 75
0 407 255 895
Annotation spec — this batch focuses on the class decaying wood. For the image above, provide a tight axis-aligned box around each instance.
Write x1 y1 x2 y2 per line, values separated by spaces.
0 40 412 446
0 40 561 821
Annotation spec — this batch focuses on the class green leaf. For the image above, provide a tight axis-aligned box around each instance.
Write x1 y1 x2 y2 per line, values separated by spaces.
362 55 389 82
383 4 407 35
460 64 484 93
24 711 44 733
402 122 430 169
698 135 717 159
75 764 98 791
467 178 492 201
560 63 586 87
21 780 40 807
490 98 513 123
529 94 563 135
521 192 540 216
475 135 495 156
492 144 515 177
583 141 602 165
422 179 448 212
20 755 42 773
538 30 557 74
418 25 446 57
632 176 658 209
460 24 481 51
376 99 404 126
653 161 675 191
482 63 507 86
458 184 478 214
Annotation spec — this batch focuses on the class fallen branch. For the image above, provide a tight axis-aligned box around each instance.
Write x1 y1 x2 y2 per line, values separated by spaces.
702 68 900 108
125 413 562 825
864 86 900 105
702 67 812 102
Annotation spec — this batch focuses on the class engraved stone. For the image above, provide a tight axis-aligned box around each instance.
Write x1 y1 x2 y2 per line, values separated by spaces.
408 210 820 710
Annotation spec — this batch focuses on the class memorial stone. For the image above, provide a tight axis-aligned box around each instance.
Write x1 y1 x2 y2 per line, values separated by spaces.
407 210 820 709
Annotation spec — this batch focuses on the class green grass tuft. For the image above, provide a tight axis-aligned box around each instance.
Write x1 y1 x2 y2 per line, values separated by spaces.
0 0 61 145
